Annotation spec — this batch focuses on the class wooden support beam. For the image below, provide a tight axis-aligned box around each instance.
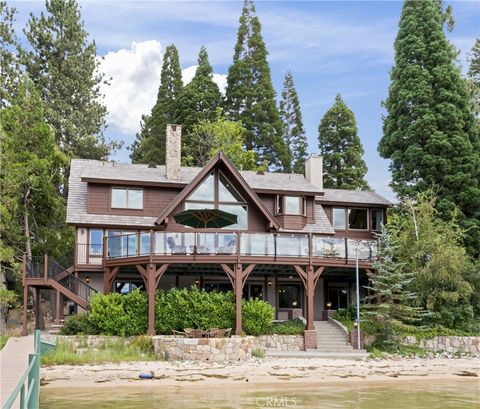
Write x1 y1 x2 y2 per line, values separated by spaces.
294 265 325 331
155 264 169 288
55 289 62 325
22 284 28 336
147 263 156 335
103 267 119 294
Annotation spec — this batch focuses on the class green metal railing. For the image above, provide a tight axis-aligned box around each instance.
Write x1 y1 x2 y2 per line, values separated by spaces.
2 330 41 409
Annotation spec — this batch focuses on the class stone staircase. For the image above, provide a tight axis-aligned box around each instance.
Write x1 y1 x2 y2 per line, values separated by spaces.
313 320 360 353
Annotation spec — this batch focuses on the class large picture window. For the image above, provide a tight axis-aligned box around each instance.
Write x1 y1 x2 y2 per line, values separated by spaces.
111 188 143 209
371 209 383 231
184 170 248 230
276 196 305 216
348 208 368 230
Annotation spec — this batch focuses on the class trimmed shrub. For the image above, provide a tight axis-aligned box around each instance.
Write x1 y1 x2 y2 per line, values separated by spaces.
88 289 148 336
59 314 99 335
242 298 274 336
155 287 235 334
264 318 306 335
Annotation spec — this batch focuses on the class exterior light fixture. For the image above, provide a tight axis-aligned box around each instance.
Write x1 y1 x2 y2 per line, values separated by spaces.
288 275 293 279
268 280 272 287
292 300 298 307
194 279 200 285
326 301 332 309
86 276 90 284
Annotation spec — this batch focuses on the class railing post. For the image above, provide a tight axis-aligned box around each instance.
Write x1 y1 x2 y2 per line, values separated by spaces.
44 254 48 281
27 353 40 409
102 235 107 265
309 233 313 264
344 238 348 264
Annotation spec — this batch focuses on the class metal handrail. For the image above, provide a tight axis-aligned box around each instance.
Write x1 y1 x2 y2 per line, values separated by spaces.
2 330 41 409
49 259 97 301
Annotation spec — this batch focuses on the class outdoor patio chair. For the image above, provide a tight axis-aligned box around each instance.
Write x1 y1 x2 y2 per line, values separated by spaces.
184 328 203 338
167 236 187 254
172 330 187 337
205 328 219 338
224 328 232 337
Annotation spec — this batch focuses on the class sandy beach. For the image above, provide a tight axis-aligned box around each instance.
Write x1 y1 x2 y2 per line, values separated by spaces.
40 356 480 389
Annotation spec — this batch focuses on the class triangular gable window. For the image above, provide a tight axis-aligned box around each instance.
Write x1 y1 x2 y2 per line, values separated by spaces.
185 170 247 229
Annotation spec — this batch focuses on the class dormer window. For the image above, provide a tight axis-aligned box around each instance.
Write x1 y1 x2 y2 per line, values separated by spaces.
111 187 143 209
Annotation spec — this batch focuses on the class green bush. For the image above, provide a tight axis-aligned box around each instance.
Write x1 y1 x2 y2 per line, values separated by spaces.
128 336 154 355
264 318 306 335
242 298 274 336
155 287 235 334
59 314 99 335
88 289 148 336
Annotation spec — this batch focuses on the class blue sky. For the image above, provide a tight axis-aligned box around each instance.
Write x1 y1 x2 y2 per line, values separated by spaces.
11 1 480 200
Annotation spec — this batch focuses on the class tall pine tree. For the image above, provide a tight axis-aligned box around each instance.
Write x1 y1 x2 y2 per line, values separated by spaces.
318 94 369 190
379 0 480 256
467 37 480 134
130 44 183 165
176 46 221 158
279 71 308 174
224 0 289 171
0 1 20 108
23 0 113 197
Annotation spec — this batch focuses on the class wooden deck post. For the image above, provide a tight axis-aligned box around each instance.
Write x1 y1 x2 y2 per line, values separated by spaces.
234 264 243 335
22 284 28 336
55 289 61 325
34 287 41 330
147 263 156 336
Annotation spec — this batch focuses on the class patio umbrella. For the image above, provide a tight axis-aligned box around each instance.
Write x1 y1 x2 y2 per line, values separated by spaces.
173 208 237 229
173 208 238 253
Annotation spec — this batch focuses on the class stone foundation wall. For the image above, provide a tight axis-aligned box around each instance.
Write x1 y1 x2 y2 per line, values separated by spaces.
255 335 304 351
402 336 480 356
152 336 256 362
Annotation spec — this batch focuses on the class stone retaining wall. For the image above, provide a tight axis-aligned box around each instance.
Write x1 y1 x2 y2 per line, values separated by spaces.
56 334 305 361
152 336 256 362
255 335 304 351
402 336 480 355
56 335 131 349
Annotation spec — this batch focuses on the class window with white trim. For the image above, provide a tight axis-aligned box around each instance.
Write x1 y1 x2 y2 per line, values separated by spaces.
111 187 143 209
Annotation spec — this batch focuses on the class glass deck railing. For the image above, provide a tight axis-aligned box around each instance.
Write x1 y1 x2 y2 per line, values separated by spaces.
105 232 377 262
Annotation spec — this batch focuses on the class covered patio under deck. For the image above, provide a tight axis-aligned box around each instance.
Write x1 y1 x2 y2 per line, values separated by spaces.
100 260 373 349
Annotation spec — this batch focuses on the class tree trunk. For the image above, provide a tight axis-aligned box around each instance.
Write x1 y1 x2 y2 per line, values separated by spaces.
0 267 8 336
24 190 45 331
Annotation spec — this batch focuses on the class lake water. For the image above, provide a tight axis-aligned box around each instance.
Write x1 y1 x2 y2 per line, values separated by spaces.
40 379 479 409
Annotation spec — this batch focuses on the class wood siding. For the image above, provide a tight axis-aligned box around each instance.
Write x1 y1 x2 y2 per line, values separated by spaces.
87 183 180 217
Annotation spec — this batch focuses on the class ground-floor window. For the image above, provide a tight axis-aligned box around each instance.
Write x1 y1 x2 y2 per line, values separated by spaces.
242 283 264 300
278 283 302 309
204 282 232 293
326 286 349 310
114 280 145 294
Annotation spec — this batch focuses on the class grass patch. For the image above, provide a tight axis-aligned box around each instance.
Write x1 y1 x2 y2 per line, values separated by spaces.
0 335 8 350
41 336 155 365
263 319 306 335
251 348 265 358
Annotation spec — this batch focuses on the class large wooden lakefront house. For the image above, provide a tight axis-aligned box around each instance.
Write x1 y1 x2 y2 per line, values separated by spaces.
23 125 391 347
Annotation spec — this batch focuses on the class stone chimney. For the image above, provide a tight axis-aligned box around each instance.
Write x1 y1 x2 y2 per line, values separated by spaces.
305 155 323 190
165 124 181 180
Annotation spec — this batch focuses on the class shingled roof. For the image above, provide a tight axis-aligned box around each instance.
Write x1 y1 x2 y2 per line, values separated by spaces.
319 188 392 206
80 160 323 194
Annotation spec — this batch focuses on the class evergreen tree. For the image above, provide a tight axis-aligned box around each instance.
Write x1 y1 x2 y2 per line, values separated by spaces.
364 228 421 344
23 0 114 197
224 0 289 171
467 37 480 133
0 1 20 108
130 44 183 165
279 71 308 174
379 0 480 256
0 78 70 263
176 46 221 158
318 94 369 190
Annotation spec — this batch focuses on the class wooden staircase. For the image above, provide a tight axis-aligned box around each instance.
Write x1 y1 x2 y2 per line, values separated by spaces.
23 255 97 311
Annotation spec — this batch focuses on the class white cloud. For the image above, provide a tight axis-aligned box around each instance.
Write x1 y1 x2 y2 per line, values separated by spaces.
98 40 227 136
98 40 163 135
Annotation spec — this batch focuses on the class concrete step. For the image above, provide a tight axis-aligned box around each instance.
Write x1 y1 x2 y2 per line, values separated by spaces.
267 350 368 360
